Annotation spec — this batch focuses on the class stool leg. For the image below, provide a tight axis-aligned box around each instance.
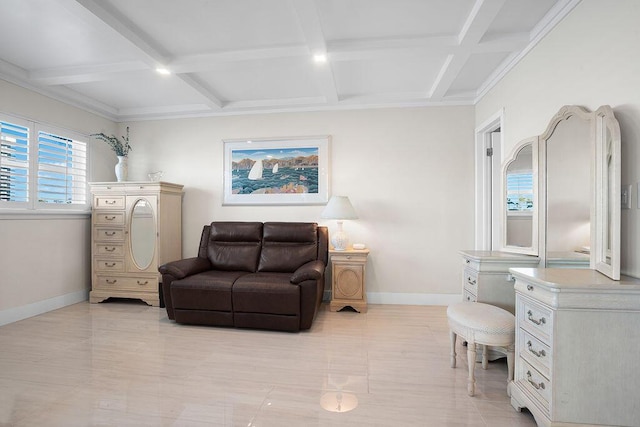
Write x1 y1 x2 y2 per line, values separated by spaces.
449 330 457 368
482 344 488 369
467 342 476 396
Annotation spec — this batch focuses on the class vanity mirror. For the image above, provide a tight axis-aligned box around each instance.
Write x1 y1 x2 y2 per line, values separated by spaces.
501 105 621 279
502 138 538 255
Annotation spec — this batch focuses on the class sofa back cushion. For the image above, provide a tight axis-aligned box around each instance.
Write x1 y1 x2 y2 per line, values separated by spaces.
258 222 318 272
207 222 263 272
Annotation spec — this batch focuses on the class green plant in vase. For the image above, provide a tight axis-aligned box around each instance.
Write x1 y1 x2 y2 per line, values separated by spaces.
91 127 132 181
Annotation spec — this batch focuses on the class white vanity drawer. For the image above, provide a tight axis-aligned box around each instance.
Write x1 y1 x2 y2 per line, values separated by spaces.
95 275 158 292
517 295 553 342
93 195 125 210
93 227 125 242
462 256 480 271
463 289 477 302
519 328 552 377
95 243 124 257
516 358 551 413
95 258 125 272
93 211 125 225
463 268 478 291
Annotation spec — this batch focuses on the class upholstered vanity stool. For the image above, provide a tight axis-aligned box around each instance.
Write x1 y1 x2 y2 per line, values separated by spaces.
447 302 515 396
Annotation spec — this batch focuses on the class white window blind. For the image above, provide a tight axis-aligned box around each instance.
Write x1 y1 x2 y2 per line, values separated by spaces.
506 172 534 212
0 113 90 212
0 121 29 203
37 131 87 205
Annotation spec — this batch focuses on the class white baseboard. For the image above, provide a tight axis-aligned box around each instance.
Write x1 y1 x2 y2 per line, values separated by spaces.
0 289 89 327
323 290 461 306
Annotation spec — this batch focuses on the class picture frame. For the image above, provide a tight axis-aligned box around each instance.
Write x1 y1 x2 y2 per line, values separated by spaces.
223 136 330 205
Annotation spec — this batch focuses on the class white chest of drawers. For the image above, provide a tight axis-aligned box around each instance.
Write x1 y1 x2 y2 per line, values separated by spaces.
89 182 183 307
509 268 640 427
460 250 540 313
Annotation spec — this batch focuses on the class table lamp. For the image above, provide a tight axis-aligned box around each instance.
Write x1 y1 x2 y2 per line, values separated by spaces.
321 195 358 250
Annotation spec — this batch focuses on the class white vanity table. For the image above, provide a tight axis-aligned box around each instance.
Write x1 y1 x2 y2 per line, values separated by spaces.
509 268 640 427
459 250 539 313
461 105 633 425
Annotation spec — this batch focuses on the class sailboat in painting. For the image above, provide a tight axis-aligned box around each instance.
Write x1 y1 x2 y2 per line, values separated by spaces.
248 159 263 180
272 163 279 174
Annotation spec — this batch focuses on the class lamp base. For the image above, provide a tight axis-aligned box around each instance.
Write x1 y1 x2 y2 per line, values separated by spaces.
331 228 349 251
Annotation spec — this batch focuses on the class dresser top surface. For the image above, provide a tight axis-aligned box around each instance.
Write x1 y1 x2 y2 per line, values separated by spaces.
460 250 539 262
510 267 640 290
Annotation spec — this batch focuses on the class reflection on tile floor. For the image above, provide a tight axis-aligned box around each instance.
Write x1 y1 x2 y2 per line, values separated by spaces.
0 301 537 426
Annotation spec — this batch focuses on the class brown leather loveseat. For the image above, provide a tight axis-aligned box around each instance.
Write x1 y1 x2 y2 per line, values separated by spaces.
159 222 328 332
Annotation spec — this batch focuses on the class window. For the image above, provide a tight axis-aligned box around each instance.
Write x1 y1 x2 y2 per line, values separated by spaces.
506 172 533 212
0 114 89 211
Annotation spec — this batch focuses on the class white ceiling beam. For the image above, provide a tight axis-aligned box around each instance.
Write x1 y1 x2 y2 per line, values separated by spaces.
290 0 338 104
73 0 223 110
429 0 507 100
29 61 148 85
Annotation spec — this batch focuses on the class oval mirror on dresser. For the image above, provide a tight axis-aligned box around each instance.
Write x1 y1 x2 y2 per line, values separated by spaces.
130 197 156 270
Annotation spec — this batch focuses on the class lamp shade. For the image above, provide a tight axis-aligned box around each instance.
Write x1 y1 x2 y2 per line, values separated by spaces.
321 196 358 220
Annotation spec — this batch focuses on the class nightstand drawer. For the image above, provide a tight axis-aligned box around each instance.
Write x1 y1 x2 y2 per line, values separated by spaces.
95 258 125 272
93 212 125 225
93 196 125 210
93 227 125 242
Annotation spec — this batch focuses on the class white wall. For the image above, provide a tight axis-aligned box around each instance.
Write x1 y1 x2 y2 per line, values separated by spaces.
0 79 116 325
124 106 475 303
476 0 640 277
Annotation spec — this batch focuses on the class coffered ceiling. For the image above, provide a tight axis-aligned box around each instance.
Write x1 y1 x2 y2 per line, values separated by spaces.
0 0 579 122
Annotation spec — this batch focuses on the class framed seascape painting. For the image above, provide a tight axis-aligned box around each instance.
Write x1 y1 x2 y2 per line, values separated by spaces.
223 136 330 205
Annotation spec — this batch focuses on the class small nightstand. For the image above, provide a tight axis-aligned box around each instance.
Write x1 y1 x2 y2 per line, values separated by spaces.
329 248 369 313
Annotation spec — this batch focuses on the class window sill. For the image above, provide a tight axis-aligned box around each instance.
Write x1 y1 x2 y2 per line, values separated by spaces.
0 209 91 220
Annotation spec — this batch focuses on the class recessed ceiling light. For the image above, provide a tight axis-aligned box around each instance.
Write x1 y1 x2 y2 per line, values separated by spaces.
156 67 171 75
313 53 327 63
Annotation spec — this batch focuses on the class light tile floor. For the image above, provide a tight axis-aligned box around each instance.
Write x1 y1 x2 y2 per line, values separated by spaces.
0 301 537 426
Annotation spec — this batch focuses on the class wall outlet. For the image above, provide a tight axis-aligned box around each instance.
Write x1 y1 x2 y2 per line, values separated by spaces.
622 184 632 209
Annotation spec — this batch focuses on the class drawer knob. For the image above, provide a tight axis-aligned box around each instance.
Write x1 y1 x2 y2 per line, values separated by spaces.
105 231 116 236
105 246 116 252
527 285 534 291
526 371 545 390
527 310 546 326
527 341 546 358
106 279 117 284
104 262 116 268
105 200 116 205
467 277 476 286
137 280 149 286
465 259 470 264
105 215 116 221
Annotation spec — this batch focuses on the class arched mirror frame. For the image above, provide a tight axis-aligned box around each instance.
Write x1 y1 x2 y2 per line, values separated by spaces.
501 104 621 280
129 196 157 271
502 137 539 255
537 105 594 269
593 105 621 280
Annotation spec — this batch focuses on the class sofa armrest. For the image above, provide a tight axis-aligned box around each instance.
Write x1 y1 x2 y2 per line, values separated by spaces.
290 260 325 284
159 257 212 280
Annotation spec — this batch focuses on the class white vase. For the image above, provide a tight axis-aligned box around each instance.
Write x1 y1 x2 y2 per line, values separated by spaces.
115 156 128 182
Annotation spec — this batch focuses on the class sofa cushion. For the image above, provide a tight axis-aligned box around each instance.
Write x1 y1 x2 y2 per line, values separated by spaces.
171 270 247 311
258 222 318 272
232 273 300 316
208 222 262 272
